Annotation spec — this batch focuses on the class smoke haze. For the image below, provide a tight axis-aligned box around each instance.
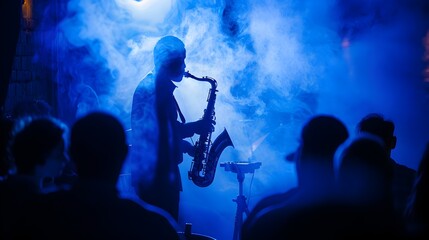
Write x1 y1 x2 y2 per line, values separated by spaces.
33 0 429 239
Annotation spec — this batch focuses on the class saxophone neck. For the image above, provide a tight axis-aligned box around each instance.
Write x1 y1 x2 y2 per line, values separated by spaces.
184 71 217 88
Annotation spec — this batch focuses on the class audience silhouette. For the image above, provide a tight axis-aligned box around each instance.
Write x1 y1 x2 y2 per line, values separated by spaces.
335 133 393 209
356 113 416 217
0 107 425 240
242 131 408 239
0 116 69 239
15 112 180 239
10 117 69 191
332 133 406 238
241 114 349 239
8 99 78 188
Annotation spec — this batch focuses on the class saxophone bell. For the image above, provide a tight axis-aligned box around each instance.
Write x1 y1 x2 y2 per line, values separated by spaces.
189 128 234 187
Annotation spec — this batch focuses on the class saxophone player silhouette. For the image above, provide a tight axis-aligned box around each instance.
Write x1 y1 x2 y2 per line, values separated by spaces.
130 36 215 221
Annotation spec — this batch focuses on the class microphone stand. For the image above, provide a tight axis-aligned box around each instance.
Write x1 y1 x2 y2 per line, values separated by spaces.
220 161 261 240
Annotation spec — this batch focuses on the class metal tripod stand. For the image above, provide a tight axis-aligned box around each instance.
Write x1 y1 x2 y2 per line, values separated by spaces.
220 161 261 240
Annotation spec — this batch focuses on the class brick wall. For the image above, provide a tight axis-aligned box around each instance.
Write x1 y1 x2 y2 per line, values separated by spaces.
4 0 61 119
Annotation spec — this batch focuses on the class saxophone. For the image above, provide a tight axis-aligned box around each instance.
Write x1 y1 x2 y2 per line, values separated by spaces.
184 71 234 187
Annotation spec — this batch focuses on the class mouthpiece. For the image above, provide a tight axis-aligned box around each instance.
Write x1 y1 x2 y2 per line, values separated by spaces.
183 71 217 87
183 71 193 78
183 71 204 81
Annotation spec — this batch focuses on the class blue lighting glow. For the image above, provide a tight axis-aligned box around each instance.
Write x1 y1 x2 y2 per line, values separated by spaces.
33 0 429 239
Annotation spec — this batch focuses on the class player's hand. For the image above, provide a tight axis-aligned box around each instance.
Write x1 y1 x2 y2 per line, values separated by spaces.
192 119 215 135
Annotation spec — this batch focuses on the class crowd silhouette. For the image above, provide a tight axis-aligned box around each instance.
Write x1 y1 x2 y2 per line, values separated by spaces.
241 114 349 238
240 114 422 240
1 102 428 239
1 112 181 239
